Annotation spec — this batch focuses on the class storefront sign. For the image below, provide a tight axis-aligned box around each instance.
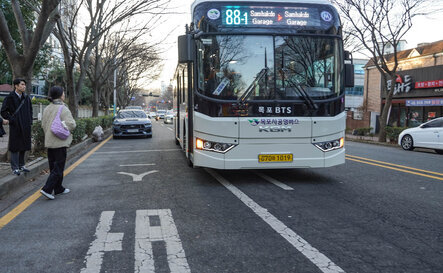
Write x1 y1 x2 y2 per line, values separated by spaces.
387 75 413 95
406 99 443 106
415 80 443 89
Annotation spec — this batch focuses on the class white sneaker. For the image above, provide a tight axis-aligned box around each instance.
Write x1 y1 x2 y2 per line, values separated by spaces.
40 190 55 200
62 188 70 194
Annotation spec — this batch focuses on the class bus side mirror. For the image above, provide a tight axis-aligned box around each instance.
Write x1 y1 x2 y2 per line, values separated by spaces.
344 51 354 87
345 63 354 87
178 35 195 63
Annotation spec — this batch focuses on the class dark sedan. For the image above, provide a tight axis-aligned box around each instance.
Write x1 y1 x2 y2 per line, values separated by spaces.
113 109 152 138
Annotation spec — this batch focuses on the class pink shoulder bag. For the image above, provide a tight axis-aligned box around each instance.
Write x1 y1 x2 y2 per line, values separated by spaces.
51 105 70 140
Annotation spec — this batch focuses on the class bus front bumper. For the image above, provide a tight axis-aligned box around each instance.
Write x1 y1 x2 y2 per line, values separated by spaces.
193 143 345 169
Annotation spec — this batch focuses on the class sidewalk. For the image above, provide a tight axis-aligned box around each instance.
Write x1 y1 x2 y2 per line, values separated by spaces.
0 129 111 199
345 133 398 147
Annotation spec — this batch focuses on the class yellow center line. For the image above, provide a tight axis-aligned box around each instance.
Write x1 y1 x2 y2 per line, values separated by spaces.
0 135 112 230
346 154 443 177
345 156 443 181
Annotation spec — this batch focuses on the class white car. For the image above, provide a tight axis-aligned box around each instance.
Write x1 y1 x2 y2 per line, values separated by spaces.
398 117 443 154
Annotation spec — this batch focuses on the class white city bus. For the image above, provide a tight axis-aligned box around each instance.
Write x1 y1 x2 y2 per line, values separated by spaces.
173 0 354 169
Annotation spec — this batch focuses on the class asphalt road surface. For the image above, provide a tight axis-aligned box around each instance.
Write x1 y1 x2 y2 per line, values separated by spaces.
0 119 442 273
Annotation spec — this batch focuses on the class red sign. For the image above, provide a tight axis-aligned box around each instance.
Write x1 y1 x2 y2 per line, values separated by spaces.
415 80 443 89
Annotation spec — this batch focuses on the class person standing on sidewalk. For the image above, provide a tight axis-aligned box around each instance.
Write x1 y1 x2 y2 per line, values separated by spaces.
0 79 33 176
40 86 76 200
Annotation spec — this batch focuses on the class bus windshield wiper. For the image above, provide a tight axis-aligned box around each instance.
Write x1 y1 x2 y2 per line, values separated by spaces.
279 68 318 110
239 67 269 102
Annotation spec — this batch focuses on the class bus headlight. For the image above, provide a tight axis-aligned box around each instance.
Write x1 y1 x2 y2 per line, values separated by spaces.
314 137 344 152
196 138 236 153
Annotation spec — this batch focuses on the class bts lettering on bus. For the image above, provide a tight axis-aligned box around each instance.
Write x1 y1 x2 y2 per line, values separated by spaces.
258 106 293 114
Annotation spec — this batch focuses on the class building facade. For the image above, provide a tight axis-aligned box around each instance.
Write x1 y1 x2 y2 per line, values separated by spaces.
363 40 443 132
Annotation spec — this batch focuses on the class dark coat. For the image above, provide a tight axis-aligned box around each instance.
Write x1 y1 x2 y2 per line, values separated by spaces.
0 91 33 152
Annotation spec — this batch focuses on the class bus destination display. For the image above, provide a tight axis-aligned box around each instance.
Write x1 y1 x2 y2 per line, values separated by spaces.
220 6 326 27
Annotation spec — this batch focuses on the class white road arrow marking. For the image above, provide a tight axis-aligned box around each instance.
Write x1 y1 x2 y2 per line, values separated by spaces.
117 171 159 181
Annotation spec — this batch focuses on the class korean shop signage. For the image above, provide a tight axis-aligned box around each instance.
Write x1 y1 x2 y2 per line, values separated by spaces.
415 79 443 89
387 75 413 95
406 99 443 107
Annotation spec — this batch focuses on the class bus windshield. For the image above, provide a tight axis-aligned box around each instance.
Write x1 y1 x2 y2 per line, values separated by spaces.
197 35 342 101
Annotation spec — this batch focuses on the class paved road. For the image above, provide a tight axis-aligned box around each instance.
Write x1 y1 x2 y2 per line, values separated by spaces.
0 119 442 273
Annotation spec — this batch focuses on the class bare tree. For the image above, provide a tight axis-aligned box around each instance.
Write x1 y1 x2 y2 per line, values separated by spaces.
332 0 442 142
54 0 169 117
341 21 365 54
0 0 60 93
87 18 163 116
116 42 162 108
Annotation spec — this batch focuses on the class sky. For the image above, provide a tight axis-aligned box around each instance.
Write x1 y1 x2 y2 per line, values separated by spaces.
148 0 443 90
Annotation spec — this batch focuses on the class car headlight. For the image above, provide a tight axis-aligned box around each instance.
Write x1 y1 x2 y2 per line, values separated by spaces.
196 138 236 153
144 123 151 128
313 137 344 152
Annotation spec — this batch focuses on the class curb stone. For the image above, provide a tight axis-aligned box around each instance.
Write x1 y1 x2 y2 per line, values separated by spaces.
0 129 111 200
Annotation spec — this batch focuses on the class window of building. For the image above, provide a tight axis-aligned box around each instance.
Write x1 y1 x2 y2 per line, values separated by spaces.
354 64 365 75
424 106 441 122
408 107 423 127
345 85 364 96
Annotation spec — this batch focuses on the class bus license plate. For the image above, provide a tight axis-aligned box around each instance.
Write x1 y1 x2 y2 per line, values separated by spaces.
258 154 293 163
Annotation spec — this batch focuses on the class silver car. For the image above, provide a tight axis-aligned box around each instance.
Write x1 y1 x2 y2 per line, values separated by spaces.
113 109 152 138
164 114 174 124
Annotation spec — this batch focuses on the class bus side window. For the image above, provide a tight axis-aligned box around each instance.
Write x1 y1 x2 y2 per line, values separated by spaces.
182 68 186 103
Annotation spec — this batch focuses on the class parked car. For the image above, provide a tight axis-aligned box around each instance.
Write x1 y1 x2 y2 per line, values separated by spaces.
113 109 152 138
398 117 443 154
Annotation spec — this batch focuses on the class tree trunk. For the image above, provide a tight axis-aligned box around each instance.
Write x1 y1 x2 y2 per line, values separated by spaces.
92 86 99 117
378 73 395 142
65 63 78 118
10 56 34 94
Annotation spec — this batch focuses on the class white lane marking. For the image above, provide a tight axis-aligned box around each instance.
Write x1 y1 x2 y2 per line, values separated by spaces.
117 171 159 182
255 172 294 190
167 127 173 131
81 211 124 273
206 169 345 273
135 209 191 273
96 149 180 154
120 163 156 167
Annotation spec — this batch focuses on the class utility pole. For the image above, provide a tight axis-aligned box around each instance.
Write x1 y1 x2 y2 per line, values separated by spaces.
113 66 117 116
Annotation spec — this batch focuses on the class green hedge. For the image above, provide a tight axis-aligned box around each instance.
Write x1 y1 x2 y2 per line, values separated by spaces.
32 115 114 152
31 98 50 105
0 97 50 104
352 127 373 136
31 121 45 153
385 126 407 143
